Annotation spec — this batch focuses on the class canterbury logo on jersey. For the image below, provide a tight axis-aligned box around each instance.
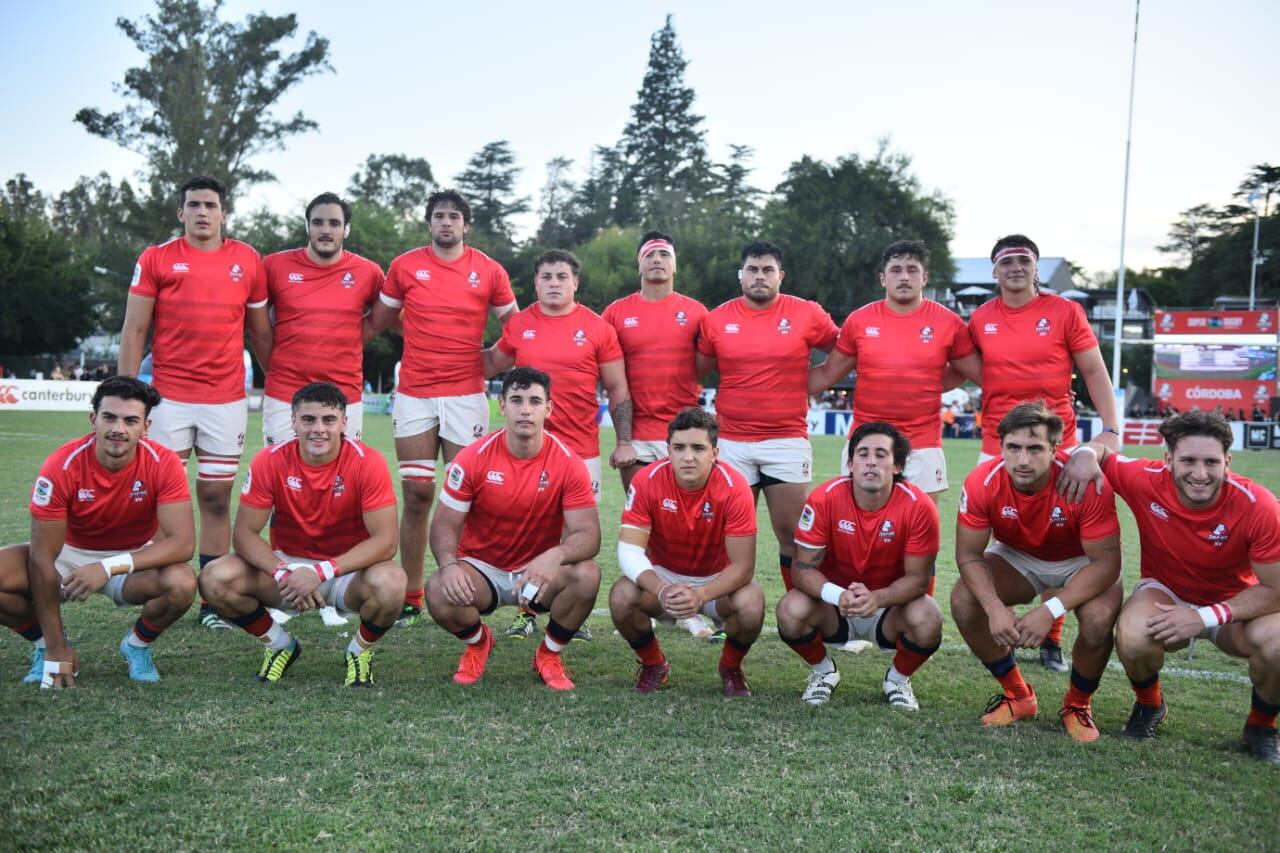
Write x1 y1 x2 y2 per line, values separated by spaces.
1001 506 1018 519
984 323 998 334
486 471 505 485
661 498 678 512
77 488 95 501
522 329 536 339
172 263 190 273
837 519 855 534
725 323 740 334
286 476 303 491
866 327 880 337
288 272 305 282
1148 502 1169 521
415 270 431 280
624 317 640 327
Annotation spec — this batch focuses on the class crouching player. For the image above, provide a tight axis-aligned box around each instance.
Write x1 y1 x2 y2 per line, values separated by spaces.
951 403 1122 741
200 382 404 686
777 423 942 709
610 407 763 697
1061 410 1280 762
1 377 194 685
426 367 600 691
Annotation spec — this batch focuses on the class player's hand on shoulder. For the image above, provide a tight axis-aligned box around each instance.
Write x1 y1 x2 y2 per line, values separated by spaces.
1147 602 1203 646
1058 448 1105 503
63 562 111 602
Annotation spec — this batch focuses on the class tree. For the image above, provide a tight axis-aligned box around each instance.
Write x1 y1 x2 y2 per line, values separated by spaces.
75 0 331 229
761 144 955 318
534 157 578 247
0 177 97 356
347 154 435 220
1157 204 1217 266
454 141 531 243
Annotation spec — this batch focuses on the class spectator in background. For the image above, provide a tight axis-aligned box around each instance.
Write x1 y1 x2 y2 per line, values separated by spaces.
51 364 66 381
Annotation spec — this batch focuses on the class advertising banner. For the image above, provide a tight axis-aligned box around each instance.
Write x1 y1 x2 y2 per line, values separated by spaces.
1152 378 1274 413
0 379 100 412
1154 309 1277 337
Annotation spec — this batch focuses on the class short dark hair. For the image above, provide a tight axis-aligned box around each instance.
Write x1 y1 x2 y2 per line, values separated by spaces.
998 401 1063 446
305 192 352 225
502 366 551 400
1159 410 1233 455
638 230 675 254
93 376 162 418
990 234 1040 261
292 382 347 412
178 176 227 207
848 422 911 483
741 240 784 268
425 189 472 225
667 407 719 446
535 249 581 277
881 240 931 271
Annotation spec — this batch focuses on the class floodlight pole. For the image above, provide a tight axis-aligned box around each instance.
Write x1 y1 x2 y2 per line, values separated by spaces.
1111 0 1140 391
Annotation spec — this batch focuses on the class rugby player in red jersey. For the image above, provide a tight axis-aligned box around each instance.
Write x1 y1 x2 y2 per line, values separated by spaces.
776 422 941 709
951 403 1122 741
425 367 601 691
260 192 385 445
697 241 839 592
968 234 1123 672
610 407 762 697
365 190 518 628
1060 411 1280 762
485 249 634 641
199 383 405 686
0 377 195 686
117 175 272 630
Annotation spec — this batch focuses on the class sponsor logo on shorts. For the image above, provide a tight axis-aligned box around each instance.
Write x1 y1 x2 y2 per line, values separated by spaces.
486 470 505 485
172 262 190 273
473 423 484 438
1207 523 1229 546
725 323 740 334
131 479 148 503
332 475 346 497
1050 506 1067 527
801 459 811 478
341 272 355 288
77 488 95 502
467 272 480 288
573 329 587 346
229 263 244 282
624 484 636 510
1000 506 1018 519
624 316 640 327
661 497 678 513
288 272 305 282
130 264 142 287
674 311 688 326
415 269 431 280
866 326 880 337
798 504 815 531
1148 502 1169 521
777 318 791 334
984 323 998 335
447 464 464 490
1035 317 1051 336
522 329 536 340
241 470 252 495
878 520 895 542
32 476 54 507
958 487 968 514
286 476 303 491
919 325 934 343
699 501 715 522
837 519 856 534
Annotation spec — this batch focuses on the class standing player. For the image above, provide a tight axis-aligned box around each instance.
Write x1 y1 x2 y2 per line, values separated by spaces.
364 190 518 627
0 378 195 686
260 192 385 445
951 403 1122 741
777 423 942 709
425 367 601 691
697 241 839 591
199 383 405 686
117 175 271 630
610 407 763 697
485 249 635 641
1061 411 1280 762
968 234 1123 672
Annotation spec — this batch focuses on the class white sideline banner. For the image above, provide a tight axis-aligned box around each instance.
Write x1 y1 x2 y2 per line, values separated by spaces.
0 379 100 412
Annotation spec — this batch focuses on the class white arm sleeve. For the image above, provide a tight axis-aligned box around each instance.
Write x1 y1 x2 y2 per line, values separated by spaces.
618 540 655 585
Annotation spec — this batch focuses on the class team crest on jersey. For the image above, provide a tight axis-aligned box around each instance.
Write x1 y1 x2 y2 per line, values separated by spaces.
286 476 303 491
725 323 740 334
1148 502 1169 521
341 272 355 289
332 475 346 498
837 519 856 534
468 272 480 288
1001 506 1018 519
32 476 53 507
172 262 190 273
1050 506 1067 527
415 269 431 281
1207 523 1229 546
699 501 715 522
241 470 253 496
798 504 815 532
919 325 934 343
486 470 505 485
288 272 305 283
878 520 895 542
674 311 688 326
661 498 678 513
130 479 148 503
522 329 536 340
229 263 244 282
984 323 998 335
866 326 881 337
77 488 95 502
447 463 464 490
624 316 640 328
778 318 792 335
538 470 551 491
624 484 636 511
573 329 587 346
130 264 142 288
1035 318 1051 336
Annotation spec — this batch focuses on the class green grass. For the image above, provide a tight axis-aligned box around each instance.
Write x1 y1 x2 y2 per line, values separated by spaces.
2 409 1279 850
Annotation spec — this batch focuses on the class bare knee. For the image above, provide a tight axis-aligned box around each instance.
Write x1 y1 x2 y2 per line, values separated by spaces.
401 482 436 516
609 577 643 615
197 555 242 602
364 562 407 608
729 582 765 631
905 596 943 643
161 564 197 607
950 581 981 625
775 589 815 635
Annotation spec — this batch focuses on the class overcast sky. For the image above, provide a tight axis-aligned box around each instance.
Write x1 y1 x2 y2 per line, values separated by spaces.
3 0 1275 279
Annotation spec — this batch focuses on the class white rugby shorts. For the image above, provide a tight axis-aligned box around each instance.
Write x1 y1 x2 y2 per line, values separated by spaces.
393 392 488 446
717 437 812 486
147 398 247 458
263 394 364 445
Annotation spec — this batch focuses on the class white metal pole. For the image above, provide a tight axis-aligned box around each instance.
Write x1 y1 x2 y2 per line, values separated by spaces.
1112 0 1141 391
1250 195 1262 310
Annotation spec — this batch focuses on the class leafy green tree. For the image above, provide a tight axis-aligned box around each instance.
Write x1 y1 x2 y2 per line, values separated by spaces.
347 154 435 220
573 227 643 312
454 141 530 243
1158 204 1217 266
535 157 578 247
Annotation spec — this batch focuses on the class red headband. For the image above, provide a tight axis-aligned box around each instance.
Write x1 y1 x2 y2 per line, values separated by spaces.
638 239 675 263
993 247 1037 264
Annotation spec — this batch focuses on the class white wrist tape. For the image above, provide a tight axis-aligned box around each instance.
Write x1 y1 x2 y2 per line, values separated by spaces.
520 581 540 601
40 659 73 689
103 552 134 578
1198 604 1232 628
273 563 292 583
1070 445 1099 459
1044 596 1067 620
618 541 656 585
311 561 338 582
821 583 846 607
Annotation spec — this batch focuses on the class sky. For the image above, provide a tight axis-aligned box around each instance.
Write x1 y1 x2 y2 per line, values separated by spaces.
2 0 1276 280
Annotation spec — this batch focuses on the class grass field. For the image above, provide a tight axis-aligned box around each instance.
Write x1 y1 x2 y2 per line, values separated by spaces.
2 409 1278 850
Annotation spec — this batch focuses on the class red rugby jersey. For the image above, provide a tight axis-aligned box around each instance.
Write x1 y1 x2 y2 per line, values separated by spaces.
30 435 190 551
130 238 267 403
958 451 1119 560
969 292 1096 455
1102 453 1280 604
602 292 707 441
794 477 939 591
239 437 396 561
263 249 385 403
837 299 975 450
620 459 757 577
439 429 596 571
381 246 516 397
496 303 624 459
698 294 838 440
